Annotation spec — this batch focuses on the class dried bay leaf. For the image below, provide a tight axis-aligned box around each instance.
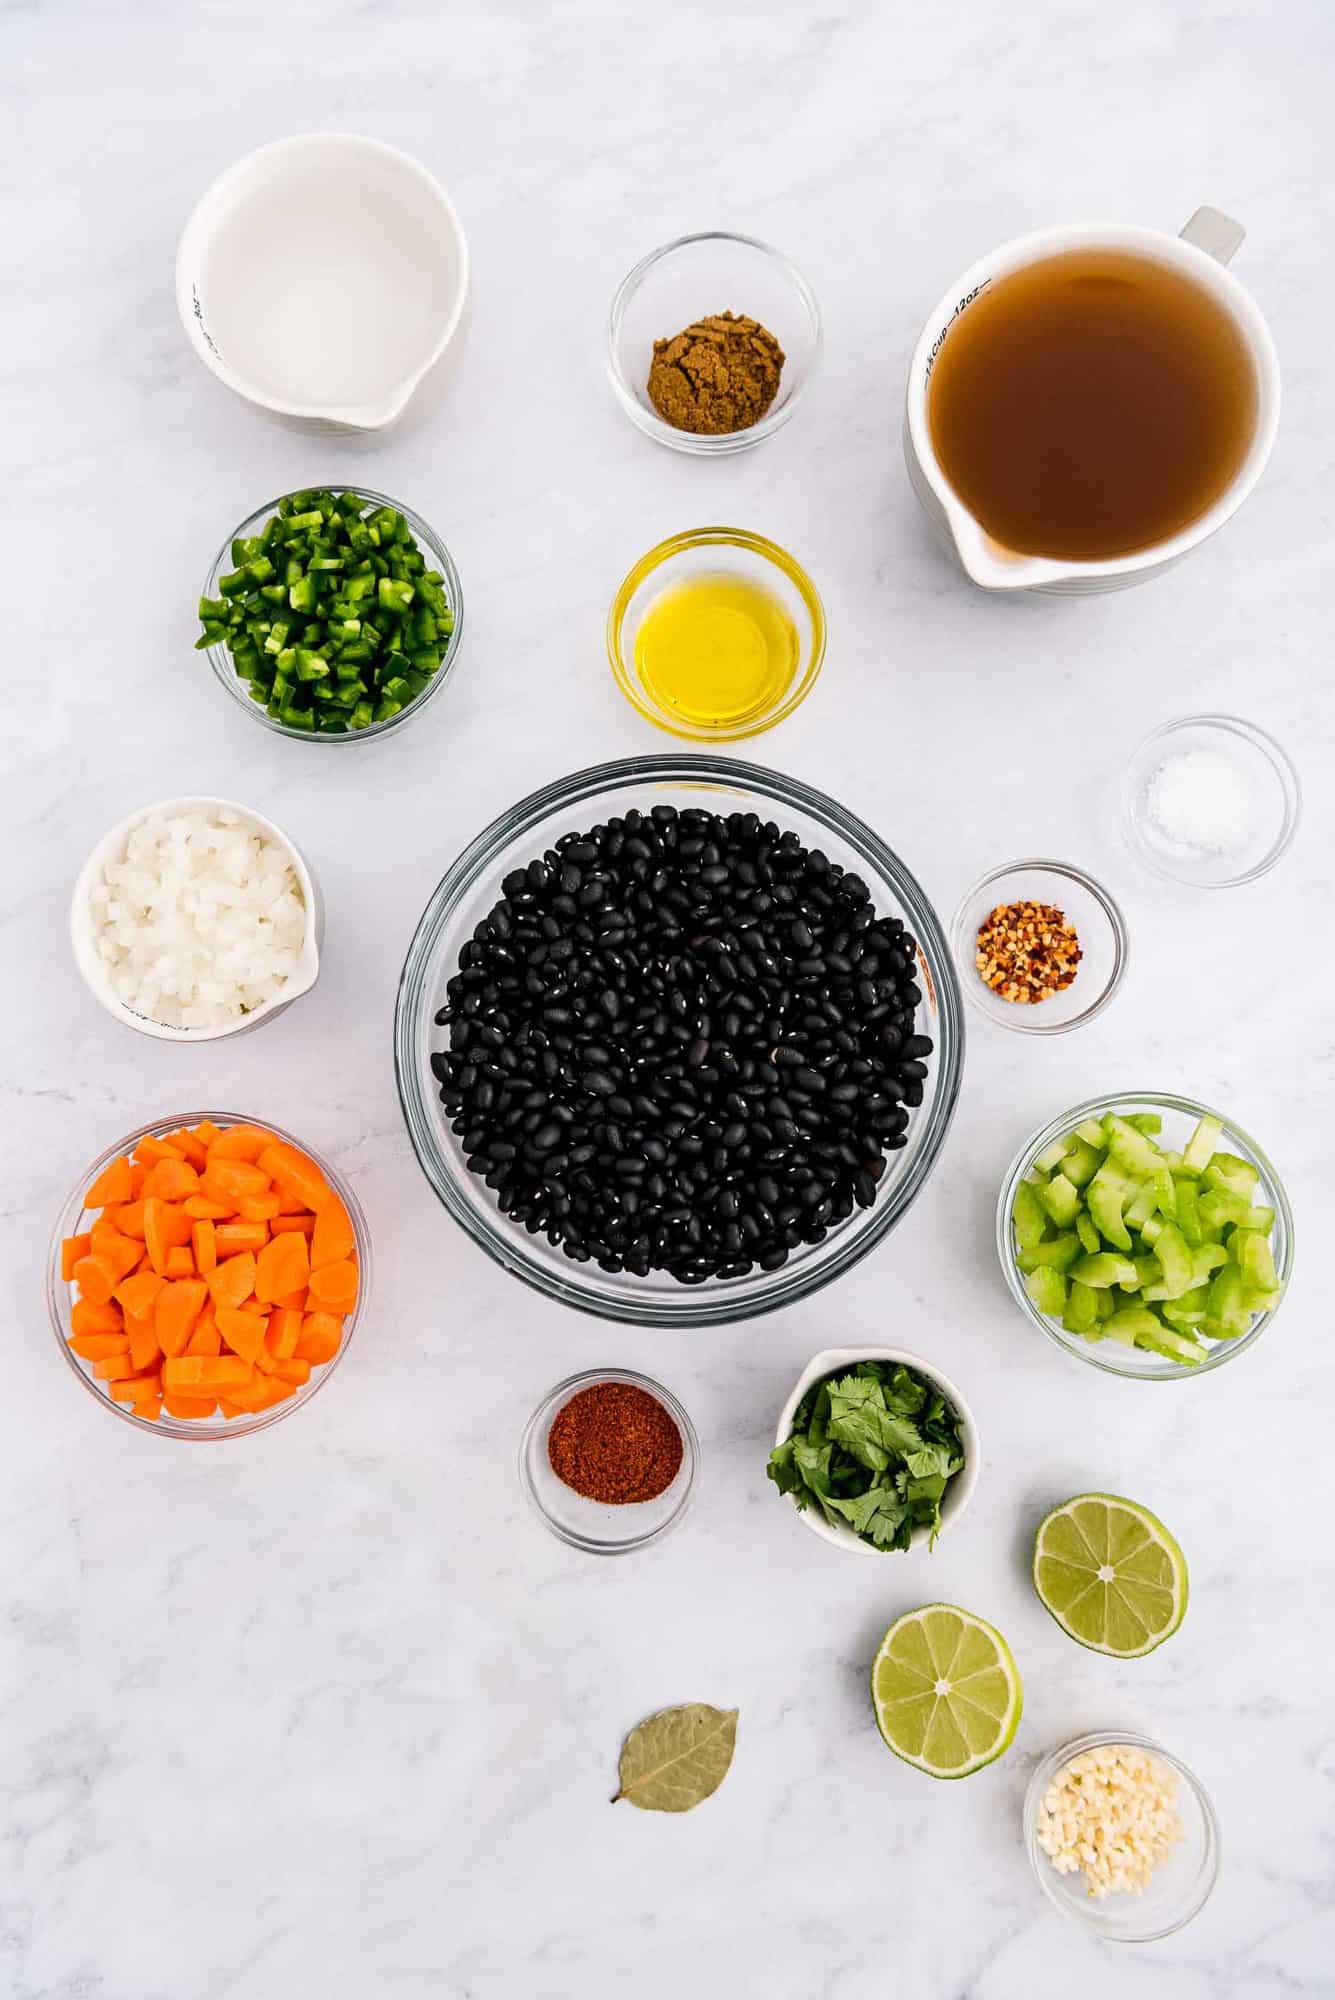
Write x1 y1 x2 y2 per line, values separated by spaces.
612 1703 738 1813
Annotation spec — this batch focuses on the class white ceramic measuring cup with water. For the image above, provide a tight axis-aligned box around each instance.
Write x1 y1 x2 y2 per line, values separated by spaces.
176 134 469 435
903 208 1280 596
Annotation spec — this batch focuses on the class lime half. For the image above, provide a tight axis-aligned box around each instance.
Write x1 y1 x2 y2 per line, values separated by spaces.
1033 1492 1188 1657
871 1603 1023 1779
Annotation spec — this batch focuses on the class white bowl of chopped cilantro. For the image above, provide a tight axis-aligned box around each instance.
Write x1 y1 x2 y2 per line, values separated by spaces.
770 1347 979 1555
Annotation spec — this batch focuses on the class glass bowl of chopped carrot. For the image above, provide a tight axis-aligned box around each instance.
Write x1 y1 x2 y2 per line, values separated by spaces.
48 1113 369 1439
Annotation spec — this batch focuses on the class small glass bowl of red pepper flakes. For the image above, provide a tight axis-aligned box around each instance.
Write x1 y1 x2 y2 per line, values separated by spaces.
520 1369 698 1553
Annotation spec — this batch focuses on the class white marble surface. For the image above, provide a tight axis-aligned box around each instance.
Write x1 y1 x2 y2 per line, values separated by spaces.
3 5 1333 1996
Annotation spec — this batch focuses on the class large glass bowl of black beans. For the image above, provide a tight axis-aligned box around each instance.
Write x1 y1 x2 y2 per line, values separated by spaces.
395 755 963 1326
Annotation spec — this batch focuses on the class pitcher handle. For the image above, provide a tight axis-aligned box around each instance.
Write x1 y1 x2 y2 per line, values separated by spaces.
1180 206 1245 266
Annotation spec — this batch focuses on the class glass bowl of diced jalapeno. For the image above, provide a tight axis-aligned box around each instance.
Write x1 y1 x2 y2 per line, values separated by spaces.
198 487 463 742
997 1093 1293 1379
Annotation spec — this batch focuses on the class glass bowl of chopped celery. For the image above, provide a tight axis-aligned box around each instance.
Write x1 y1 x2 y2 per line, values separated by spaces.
199 487 464 743
1024 1730 1220 1940
997 1093 1293 1379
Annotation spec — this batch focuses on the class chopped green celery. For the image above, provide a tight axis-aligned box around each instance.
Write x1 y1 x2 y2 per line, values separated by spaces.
1088 1176 1132 1250
1094 1287 1116 1321
1074 1118 1108 1149
1162 1287 1209 1327
1018 1232 1080 1274
1105 1114 1165 1176
1151 1169 1178 1220
1124 1182 1158 1230
1037 1173 1081 1227
1133 1319 1208 1365
1203 1152 1260 1197
1033 1136 1073 1175
1062 1279 1099 1335
1183 1114 1224 1172
1175 1182 1203 1248
1230 1204 1275 1236
1025 1266 1068 1315
1011 1182 1047 1250
1126 1112 1163 1136
1149 1223 1194 1300
1206 1265 1250 1335
1240 1284 1282 1315
1075 1211 1100 1255
1103 1305 1164 1346
1192 1243 1229 1282
1238 1230 1279 1295
1061 1137 1103 1187
1199 1187 1253 1231
1070 1251 1139 1289
1140 1213 1163 1246
1131 1254 1161 1290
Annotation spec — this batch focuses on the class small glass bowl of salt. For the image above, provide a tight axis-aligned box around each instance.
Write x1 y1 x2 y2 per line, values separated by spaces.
1122 714 1300 888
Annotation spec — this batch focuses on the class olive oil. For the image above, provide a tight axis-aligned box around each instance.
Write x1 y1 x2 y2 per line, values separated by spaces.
634 571 799 730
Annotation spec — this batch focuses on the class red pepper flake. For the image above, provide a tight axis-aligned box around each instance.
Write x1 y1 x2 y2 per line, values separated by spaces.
548 1381 683 1504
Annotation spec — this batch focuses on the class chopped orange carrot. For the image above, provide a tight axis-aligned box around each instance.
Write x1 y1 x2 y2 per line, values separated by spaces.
192 1120 224 1147
94 1351 145 1382
61 1232 93 1281
206 1250 256 1313
72 1297 124 1339
311 1198 355 1269
270 1212 315 1237
265 1307 303 1360
129 1161 150 1198
129 1318 162 1372
164 1354 254 1392
144 1197 193 1273
255 1229 309 1304
183 1195 233 1220
207 1124 273 1162
203 1158 271 1204
141 1157 201 1202
155 1278 207 1358
274 1286 308 1311
237 1191 282 1222
307 1258 358 1313
163 1392 218 1420
259 1142 331 1213
296 1311 343 1365
134 1134 188 1167
269 1356 311 1386
114 1268 164 1318
85 1155 134 1208
69 1331 131 1361
217 1306 267 1364
89 1225 143 1283
169 1127 209 1170
108 1372 161 1403
164 1245 195 1279
192 1219 217 1274
214 1220 268 1256
73 1255 118 1306
185 1310 222 1357
107 1199 147 1240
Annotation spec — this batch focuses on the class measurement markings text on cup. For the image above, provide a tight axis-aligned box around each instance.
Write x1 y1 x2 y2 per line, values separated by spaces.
923 281 990 381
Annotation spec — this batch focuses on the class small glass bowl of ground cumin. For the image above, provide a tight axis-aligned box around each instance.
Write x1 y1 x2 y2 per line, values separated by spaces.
607 232 821 454
951 860 1128 1035
520 1368 698 1553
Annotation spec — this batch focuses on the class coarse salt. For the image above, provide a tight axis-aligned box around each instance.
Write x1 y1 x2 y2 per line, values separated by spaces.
87 807 307 1030
1143 747 1254 855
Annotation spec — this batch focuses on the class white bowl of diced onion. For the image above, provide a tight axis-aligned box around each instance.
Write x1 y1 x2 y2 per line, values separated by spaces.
71 797 322 1041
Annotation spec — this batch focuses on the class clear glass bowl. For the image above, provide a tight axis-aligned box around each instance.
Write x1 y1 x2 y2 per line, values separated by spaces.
201 487 464 744
606 526 825 743
394 754 964 1327
607 232 822 454
1024 1729 1220 1941
952 860 1128 1034
997 1091 1293 1379
1122 714 1300 887
519 1368 698 1553
48 1111 370 1439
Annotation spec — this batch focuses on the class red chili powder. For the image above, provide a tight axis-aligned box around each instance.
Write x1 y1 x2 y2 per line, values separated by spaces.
548 1381 684 1504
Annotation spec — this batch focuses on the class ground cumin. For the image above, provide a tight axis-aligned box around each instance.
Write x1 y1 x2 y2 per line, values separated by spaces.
647 311 785 436
548 1381 684 1504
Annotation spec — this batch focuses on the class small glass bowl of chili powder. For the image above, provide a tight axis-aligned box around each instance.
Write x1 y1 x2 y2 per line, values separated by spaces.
520 1368 698 1553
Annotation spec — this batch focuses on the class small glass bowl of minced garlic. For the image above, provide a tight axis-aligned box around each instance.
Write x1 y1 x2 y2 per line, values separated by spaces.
606 232 822 454
607 527 825 743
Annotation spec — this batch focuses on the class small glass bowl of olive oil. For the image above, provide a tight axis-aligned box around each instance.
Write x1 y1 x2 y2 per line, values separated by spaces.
607 527 825 743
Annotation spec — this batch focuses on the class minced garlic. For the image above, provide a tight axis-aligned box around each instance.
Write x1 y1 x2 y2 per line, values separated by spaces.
1035 1743 1183 1898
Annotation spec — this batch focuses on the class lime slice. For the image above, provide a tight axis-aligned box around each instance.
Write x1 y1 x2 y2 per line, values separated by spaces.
1033 1492 1188 1657
871 1603 1023 1779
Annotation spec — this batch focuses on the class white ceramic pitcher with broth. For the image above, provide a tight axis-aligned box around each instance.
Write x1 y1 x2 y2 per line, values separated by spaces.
903 208 1280 596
